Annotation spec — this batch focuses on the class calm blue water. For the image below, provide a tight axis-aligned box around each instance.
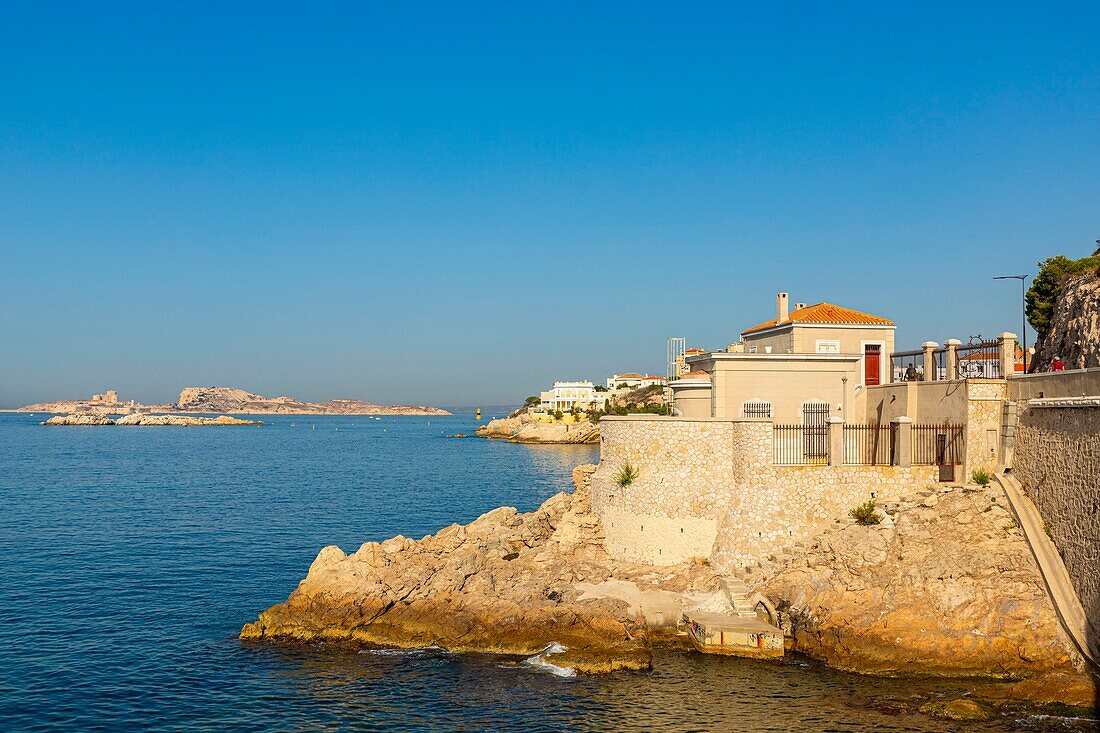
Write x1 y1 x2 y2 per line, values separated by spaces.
0 413 1092 731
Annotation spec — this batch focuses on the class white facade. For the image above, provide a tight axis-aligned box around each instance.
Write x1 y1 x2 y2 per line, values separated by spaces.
539 381 601 412
606 373 668 390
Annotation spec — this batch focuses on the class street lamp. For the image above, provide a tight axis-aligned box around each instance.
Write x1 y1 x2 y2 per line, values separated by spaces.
994 274 1028 374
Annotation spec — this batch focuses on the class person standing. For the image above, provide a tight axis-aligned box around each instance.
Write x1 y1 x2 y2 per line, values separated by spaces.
1051 355 1066 371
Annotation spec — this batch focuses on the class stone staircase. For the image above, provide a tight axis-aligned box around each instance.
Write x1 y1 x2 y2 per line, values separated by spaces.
718 576 759 618
683 576 784 659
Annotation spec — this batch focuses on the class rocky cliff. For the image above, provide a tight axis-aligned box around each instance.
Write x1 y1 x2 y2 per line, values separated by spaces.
242 465 1097 706
475 413 600 444
242 466 719 674
1034 271 1100 370
759 484 1090 695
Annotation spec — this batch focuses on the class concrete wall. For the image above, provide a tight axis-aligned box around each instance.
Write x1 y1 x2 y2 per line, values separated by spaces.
670 381 712 418
1013 399 1100 643
1008 367 1100 402
864 379 1006 476
591 415 935 570
688 353 863 422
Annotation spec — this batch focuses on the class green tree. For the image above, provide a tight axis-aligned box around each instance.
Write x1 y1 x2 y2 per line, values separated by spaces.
524 395 541 407
1026 252 1100 338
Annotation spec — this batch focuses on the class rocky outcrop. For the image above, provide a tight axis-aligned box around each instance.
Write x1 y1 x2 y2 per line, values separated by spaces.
241 466 720 673
43 413 262 426
40 412 114 426
1034 271 1100 370
175 387 451 415
476 413 600 444
759 485 1087 684
20 386 449 416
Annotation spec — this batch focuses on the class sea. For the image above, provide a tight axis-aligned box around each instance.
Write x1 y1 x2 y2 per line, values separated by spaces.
0 412 1094 732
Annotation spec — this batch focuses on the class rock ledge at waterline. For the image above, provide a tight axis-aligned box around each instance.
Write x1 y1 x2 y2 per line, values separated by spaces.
241 466 1096 707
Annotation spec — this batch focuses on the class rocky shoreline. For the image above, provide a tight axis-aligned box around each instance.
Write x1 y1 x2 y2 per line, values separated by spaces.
475 414 600 444
42 413 262 426
241 465 1098 709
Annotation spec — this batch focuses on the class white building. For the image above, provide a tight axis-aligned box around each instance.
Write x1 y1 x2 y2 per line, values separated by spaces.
606 373 668 390
538 381 602 412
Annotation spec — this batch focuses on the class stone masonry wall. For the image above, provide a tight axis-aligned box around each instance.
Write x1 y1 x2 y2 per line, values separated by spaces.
591 416 936 569
965 379 1007 476
1014 401 1100 640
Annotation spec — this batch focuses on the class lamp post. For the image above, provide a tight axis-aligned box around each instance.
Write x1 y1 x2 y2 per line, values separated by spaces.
994 274 1028 373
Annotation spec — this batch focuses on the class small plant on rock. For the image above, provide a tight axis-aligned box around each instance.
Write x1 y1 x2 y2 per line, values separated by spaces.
850 500 882 526
616 462 639 487
971 468 993 487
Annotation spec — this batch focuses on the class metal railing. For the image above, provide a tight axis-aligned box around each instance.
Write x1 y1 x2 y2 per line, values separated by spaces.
890 349 925 383
843 423 896 465
954 341 1001 379
912 423 965 465
773 423 830 466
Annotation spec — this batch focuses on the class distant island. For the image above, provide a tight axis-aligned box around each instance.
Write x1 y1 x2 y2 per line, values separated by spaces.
16 386 451 416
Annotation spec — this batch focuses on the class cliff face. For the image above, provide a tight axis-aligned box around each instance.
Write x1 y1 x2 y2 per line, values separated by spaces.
1034 271 1100 370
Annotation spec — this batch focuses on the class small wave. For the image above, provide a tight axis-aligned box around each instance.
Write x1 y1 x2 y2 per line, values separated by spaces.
1016 713 1100 729
358 645 449 658
523 642 576 678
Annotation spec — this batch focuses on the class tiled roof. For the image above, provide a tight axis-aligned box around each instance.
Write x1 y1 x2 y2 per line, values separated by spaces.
681 370 711 379
615 373 645 379
684 348 706 354
742 302 894 335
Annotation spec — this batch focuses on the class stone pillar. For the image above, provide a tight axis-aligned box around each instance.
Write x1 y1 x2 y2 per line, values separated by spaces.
945 339 962 380
922 341 939 381
998 332 1016 379
828 417 844 466
891 416 912 467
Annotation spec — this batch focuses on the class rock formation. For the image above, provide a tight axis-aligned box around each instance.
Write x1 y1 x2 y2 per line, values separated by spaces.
242 466 719 673
759 485 1090 687
1033 270 1100 370
19 386 449 416
476 413 600 444
42 413 262 426
242 466 1099 707
174 387 450 415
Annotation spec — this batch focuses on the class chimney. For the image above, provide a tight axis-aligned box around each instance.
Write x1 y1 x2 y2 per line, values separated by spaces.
776 292 790 324
795 302 806 311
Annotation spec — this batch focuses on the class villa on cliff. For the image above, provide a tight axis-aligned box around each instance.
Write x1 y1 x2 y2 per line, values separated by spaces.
670 293 895 423
587 290 1032 573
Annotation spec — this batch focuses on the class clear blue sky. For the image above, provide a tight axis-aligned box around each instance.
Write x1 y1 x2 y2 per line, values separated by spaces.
1 2 1097 408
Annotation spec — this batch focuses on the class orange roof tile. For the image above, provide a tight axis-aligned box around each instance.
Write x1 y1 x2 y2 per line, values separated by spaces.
681 370 710 379
742 302 894 335
615 372 645 379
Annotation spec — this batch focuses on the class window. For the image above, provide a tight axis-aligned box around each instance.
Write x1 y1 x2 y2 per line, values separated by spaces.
748 346 758 354
742 400 772 418
815 339 840 354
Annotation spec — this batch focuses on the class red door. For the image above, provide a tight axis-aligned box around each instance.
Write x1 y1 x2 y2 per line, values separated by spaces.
864 345 881 386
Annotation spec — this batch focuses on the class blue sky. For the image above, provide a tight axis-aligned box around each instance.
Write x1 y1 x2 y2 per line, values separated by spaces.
1 2 1097 407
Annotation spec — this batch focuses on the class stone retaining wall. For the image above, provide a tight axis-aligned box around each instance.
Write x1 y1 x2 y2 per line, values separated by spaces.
1014 399 1100 640
591 416 935 569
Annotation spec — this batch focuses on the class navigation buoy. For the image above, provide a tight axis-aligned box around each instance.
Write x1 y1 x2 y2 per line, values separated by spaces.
476 408 482 420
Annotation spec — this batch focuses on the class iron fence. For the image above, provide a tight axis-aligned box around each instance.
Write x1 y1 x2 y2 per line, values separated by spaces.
773 423 830 466
912 423 965 465
843 423 896 465
890 349 925 383
955 340 1001 379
